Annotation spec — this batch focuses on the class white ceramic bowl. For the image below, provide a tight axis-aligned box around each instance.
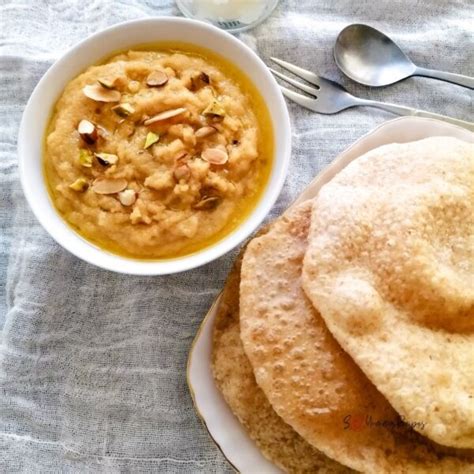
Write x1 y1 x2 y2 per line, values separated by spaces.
18 17 290 275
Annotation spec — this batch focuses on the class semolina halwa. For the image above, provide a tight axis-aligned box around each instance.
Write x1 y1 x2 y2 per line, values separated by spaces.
44 45 273 259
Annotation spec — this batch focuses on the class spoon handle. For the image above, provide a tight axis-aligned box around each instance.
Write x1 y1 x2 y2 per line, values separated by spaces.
414 66 474 89
356 99 474 132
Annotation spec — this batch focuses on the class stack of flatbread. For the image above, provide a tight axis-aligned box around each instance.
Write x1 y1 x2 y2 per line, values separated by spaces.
211 137 474 473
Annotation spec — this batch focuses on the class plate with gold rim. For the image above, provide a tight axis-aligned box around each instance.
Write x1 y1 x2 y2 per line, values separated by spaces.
187 117 474 473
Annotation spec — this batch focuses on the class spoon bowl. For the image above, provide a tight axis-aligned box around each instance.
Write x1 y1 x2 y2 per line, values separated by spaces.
334 24 416 87
334 24 474 89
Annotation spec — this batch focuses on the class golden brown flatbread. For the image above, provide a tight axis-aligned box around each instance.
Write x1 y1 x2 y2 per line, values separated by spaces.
240 200 473 473
212 232 350 473
302 137 474 449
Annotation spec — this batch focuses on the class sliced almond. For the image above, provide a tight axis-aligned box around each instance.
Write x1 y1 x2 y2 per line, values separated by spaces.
193 196 221 210
69 178 89 192
146 70 169 87
112 103 135 117
118 189 136 206
95 152 119 166
201 147 228 165
195 126 217 139
77 119 97 144
83 84 121 103
175 151 190 163
173 165 190 180
143 108 187 125
92 177 127 195
144 132 159 149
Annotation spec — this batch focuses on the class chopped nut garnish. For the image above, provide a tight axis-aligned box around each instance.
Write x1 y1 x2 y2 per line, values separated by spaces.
144 132 160 149
143 108 187 125
118 189 136 206
97 78 118 89
190 71 210 91
193 195 221 210
92 177 128 195
146 70 169 87
174 165 191 180
68 177 89 192
200 72 210 84
195 126 217 139
97 125 110 138
77 119 98 144
201 147 228 165
83 84 121 103
112 103 135 117
127 81 141 93
95 152 119 166
175 151 190 163
202 99 225 118
79 149 93 168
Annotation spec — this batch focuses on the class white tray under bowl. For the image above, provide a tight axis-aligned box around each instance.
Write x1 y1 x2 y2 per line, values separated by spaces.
187 117 474 473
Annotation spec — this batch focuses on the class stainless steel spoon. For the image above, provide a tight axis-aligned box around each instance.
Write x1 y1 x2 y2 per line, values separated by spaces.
334 24 474 89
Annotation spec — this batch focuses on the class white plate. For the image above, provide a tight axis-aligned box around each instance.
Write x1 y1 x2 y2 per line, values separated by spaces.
187 117 474 473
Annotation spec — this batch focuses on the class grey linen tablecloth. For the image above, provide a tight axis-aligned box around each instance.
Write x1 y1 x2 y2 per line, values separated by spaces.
0 0 472 472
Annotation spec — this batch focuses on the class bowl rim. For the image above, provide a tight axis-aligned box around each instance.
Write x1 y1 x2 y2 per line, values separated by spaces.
17 16 291 275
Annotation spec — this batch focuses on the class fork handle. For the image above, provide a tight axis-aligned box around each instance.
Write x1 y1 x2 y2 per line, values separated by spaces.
414 67 474 89
356 99 474 132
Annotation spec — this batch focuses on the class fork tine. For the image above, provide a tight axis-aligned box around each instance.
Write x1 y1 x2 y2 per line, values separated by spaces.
270 57 321 88
270 68 318 97
279 86 320 113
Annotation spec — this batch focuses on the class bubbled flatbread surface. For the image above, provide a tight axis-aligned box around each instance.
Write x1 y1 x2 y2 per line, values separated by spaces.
240 200 473 473
212 233 350 473
302 137 474 450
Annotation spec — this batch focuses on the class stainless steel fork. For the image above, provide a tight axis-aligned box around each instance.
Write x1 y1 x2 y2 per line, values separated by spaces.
270 57 474 131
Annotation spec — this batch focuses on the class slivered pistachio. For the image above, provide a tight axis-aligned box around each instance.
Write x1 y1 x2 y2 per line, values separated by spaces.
193 195 221 210
92 177 128 195
202 100 225 118
146 70 169 87
79 148 93 168
83 84 121 102
97 78 117 89
195 126 217 139
143 108 187 125
144 132 160 149
201 147 228 165
95 152 119 166
77 119 97 144
112 103 135 117
69 178 89 192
